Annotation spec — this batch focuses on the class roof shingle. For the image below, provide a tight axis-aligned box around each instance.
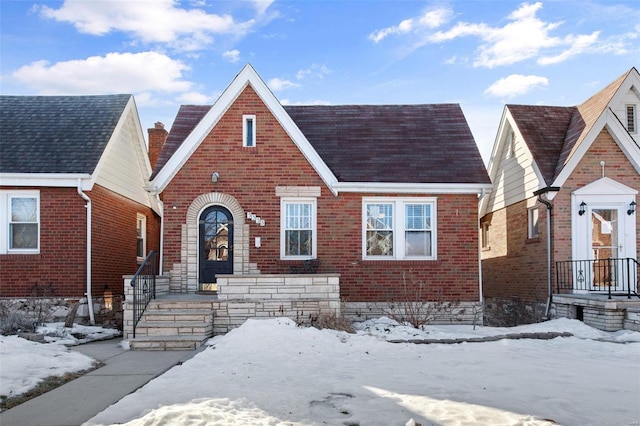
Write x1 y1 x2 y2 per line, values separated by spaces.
0 94 131 174
152 103 490 185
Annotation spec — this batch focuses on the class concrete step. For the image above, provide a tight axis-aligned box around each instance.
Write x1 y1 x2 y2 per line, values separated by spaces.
141 309 213 322
149 300 216 310
135 321 212 337
130 335 209 351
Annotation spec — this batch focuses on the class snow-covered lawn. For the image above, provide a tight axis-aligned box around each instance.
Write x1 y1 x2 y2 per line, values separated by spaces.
1 318 639 425
82 318 639 426
0 323 120 400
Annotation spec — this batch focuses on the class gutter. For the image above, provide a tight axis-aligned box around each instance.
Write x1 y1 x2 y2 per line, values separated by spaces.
77 180 95 325
533 186 560 318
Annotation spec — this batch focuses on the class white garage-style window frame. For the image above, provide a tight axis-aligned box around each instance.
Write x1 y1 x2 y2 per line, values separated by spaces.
280 197 317 260
1 190 40 254
363 197 437 260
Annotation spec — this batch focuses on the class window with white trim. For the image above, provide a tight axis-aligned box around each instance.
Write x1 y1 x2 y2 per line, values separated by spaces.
528 206 539 239
481 222 490 248
363 198 436 260
627 104 637 133
1 190 40 254
243 114 256 147
281 198 316 259
136 213 146 260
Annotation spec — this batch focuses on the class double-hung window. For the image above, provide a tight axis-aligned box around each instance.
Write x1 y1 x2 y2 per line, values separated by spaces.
136 213 146 260
1 190 40 254
363 198 436 260
281 198 316 259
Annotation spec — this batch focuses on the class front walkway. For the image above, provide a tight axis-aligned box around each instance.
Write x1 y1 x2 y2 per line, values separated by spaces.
0 338 202 426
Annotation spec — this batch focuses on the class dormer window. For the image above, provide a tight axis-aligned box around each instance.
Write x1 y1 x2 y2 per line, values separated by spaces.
627 105 636 133
243 115 256 147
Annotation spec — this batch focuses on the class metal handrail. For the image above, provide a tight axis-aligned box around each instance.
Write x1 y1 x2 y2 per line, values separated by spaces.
555 257 639 299
130 250 158 338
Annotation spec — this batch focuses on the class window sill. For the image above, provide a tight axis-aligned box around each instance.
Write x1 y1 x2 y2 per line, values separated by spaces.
482 246 491 252
525 237 540 244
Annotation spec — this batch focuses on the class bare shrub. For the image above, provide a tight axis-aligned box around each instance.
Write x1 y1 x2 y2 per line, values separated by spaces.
385 271 460 329
310 313 354 333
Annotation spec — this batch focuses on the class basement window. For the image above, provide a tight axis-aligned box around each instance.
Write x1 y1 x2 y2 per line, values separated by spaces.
243 115 256 147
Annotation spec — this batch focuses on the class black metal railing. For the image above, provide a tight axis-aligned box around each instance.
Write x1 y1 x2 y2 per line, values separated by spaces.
555 258 639 299
130 250 158 338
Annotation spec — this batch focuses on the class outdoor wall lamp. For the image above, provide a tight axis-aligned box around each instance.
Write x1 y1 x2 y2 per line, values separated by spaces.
628 201 636 215
578 201 587 216
211 172 220 183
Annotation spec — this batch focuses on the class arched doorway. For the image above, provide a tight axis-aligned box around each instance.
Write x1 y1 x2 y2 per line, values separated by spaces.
199 205 233 292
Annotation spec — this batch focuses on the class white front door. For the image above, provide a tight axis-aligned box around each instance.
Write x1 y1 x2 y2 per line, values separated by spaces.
588 205 624 291
572 178 637 293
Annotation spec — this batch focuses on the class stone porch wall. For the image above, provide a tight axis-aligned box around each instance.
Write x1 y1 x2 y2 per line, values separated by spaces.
552 294 640 331
212 274 340 335
341 301 482 325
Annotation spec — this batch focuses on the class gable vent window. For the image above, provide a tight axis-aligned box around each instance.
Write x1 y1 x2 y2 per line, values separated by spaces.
243 115 256 147
506 130 516 158
627 105 636 133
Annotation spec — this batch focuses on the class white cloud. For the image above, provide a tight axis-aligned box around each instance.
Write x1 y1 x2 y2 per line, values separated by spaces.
267 78 300 92
295 64 331 80
484 74 548 99
12 51 193 95
538 32 600 65
369 7 452 43
176 91 213 104
222 50 241 63
371 1 626 68
36 0 256 51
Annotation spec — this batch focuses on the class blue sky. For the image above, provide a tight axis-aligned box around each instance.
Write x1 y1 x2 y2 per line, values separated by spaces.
1 0 639 163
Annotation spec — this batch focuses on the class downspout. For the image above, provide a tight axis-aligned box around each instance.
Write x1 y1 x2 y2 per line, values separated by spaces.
77 180 95 325
157 198 164 275
534 187 560 319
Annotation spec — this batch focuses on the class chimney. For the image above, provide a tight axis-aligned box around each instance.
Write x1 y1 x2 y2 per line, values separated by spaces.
148 122 168 170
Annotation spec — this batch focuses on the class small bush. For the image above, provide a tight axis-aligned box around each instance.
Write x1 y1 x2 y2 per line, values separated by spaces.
310 313 354 333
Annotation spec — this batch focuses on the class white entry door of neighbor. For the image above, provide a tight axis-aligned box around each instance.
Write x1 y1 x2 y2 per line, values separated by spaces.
588 205 625 291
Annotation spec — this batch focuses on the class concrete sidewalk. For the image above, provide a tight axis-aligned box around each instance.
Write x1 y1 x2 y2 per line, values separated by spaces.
0 338 202 426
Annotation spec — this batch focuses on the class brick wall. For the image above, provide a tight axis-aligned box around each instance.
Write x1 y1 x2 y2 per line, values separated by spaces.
0 185 160 299
481 128 639 305
160 85 481 302
0 187 86 297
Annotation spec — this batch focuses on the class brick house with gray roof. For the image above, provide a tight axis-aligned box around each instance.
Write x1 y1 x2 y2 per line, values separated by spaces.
480 67 640 331
0 94 160 326
125 64 491 347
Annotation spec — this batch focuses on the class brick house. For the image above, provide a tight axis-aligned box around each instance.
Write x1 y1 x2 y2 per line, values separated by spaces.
480 67 640 331
0 95 160 326
124 65 491 348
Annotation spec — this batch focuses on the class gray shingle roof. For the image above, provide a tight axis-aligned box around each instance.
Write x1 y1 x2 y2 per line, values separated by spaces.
0 94 131 174
152 103 490 185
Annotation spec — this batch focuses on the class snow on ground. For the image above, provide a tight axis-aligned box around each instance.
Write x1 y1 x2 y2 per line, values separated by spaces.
0 323 120 400
84 318 640 426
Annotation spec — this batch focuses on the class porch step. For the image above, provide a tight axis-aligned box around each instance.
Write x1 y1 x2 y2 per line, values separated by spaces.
129 335 209 351
130 298 215 351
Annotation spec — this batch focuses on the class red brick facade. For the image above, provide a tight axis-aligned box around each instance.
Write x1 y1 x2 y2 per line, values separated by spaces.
161 86 481 302
0 185 160 298
482 129 640 303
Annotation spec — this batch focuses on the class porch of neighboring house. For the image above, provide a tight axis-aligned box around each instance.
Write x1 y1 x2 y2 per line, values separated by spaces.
121 252 341 350
553 257 640 331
